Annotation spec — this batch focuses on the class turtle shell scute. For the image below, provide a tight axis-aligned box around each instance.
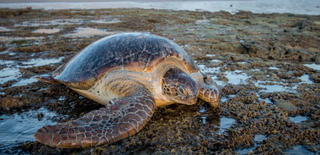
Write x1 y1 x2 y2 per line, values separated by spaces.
53 33 198 90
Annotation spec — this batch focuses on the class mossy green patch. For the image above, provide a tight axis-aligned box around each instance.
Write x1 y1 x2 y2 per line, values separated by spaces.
10 39 33 45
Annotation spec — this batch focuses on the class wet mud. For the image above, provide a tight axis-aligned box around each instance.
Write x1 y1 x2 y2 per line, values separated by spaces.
0 8 319 154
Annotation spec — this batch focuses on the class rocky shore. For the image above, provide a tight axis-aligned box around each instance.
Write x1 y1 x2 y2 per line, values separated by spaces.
0 8 319 154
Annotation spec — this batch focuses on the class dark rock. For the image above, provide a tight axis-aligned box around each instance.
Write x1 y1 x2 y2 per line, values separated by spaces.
273 99 299 111
310 73 320 83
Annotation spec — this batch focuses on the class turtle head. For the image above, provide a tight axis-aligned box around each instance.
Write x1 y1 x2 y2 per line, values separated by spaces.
162 68 198 105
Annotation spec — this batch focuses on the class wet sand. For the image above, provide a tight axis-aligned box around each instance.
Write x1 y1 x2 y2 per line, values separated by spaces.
0 5 319 155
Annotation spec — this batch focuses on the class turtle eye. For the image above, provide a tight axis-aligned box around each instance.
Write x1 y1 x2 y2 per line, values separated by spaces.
178 86 188 96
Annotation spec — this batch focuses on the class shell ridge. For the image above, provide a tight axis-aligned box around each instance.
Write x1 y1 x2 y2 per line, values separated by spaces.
53 33 197 89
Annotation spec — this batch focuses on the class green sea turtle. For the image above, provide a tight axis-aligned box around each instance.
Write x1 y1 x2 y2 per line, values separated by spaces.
34 33 221 148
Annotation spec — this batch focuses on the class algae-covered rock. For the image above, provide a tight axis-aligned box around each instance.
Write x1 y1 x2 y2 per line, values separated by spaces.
206 61 223 67
279 49 314 61
236 62 251 70
310 73 320 83
227 53 250 61
210 42 245 53
210 18 235 25
307 47 320 54
315 21 320 26
273 99 299 111
241 42 269 59
315 54 320 64
277 71 304 79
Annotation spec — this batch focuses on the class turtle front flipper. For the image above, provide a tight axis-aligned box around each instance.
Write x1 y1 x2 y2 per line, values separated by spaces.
198 76 221 108
34 89 155 148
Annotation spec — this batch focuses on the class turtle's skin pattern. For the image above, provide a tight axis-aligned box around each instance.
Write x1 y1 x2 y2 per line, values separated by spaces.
34 88 155 147
34 33 221 148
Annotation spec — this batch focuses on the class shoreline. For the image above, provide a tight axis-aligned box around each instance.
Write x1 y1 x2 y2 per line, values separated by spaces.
0 0 253 3
0 0 319 15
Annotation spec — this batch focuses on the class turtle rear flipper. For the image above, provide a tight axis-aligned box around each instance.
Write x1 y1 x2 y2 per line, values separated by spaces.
33 89 155 148
34 73 58 84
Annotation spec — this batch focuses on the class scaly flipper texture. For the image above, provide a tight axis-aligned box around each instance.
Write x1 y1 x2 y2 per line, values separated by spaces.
34 89 155 148
198 76 221 108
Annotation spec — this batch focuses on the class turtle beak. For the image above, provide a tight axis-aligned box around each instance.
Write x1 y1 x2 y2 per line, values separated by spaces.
180 88 198 105
187 83 199 105
181 81 198 105
174 95 198 105
188 95 198 105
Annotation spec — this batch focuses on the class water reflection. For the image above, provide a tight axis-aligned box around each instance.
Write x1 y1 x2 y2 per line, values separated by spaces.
289 115 308 123
0 108 58 153
66 27 114 37
285 145 316 155
32 29 60 34
199 112 237 135
0 57 63 84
